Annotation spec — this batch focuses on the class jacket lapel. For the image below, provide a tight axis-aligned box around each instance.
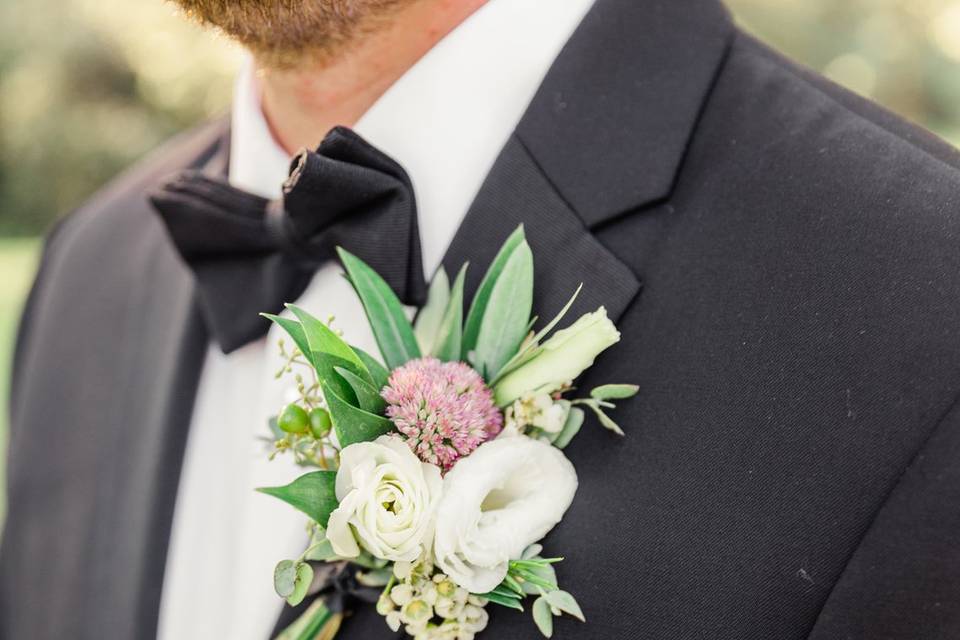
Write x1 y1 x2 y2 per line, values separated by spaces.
442 136 641 326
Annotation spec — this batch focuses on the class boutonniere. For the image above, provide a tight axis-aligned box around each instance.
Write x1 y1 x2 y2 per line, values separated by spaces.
260 226 637 639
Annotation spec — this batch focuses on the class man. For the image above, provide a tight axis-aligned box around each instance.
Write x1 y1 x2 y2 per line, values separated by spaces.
3 0 959 638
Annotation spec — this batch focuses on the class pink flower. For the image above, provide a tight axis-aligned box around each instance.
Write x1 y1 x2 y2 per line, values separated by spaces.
382 358 503 470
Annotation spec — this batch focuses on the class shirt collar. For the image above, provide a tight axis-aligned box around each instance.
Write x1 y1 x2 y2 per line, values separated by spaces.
229 0 595 275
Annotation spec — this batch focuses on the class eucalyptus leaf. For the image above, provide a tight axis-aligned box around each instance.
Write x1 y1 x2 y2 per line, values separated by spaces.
338 247 420 370
274 560 297 598
551 407 585 449
473 240 533 379
544 590 586 622
414 268 450 354
334 366 386 414
286 562 314 607
532 597 554 638
462 225 526 359
324 382 394 447
590 384 640 400
431 264 467 362
257 470 338 527
584 401 625 436
353 347 390 390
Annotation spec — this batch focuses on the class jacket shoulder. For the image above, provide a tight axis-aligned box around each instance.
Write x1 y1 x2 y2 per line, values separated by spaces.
47 115 229 254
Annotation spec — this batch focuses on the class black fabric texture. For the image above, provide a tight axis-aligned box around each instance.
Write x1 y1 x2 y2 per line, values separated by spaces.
149 125 426 354
4 0 960 638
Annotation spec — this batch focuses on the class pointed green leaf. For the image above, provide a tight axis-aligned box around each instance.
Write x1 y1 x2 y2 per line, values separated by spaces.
334 366 386 414
462 225 526 359
353 346 390 390
520 563 558 596
488 284 582 386
286 304 370 382
532 597 554 637
324 383 394 446
551 406 584 450
432 264 467 362
473 240 533 378
257 470 338 527
482 590 526 611
590 384 640 400
544 590 585 622
583 401 625 436
338 248 420 370
262 314 313 366
414 268 450 354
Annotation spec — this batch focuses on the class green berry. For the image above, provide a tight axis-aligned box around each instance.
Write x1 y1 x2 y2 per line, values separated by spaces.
278 404 309 434
309 408 332 438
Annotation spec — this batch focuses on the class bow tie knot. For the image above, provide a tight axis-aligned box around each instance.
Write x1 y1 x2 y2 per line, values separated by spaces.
150 126 426 353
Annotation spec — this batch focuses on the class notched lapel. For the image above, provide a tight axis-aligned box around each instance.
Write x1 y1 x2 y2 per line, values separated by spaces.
442 136 641 327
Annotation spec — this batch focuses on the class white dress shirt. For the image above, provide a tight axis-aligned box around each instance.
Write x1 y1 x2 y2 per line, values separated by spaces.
156 1 594 638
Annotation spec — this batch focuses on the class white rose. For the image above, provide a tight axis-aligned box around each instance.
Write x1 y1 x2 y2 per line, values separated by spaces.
327 435 443 562
432 435 578 593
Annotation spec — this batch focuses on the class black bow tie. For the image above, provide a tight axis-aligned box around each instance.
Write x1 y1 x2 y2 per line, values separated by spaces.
149 126 426 353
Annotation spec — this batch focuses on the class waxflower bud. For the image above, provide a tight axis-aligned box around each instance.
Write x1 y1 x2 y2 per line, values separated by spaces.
278 403 309 434
308 407 332 438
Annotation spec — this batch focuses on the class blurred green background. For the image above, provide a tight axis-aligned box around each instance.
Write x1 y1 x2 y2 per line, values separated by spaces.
1 0 960 520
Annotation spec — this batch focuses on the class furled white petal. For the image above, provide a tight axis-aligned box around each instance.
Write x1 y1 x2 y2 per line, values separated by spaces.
433 436 578 592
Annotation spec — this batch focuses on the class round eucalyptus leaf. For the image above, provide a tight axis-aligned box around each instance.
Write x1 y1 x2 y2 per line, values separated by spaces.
274 560 297 598
286 562 315 607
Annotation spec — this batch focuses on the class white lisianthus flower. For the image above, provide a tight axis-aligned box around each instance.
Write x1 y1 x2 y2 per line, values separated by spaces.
432 435 578 593
327 435 443 562
493 307 620 406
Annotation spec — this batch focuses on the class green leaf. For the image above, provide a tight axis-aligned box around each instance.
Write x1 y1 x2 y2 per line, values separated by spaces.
274 560 298 598
590 384 640 400
334 366 386 414
489 584 525 600
473 240 534 379
521 563 558 596
532 597 554 637
262 313 312 365
544 590 585 622
482 590 526 611
431 264 467 362
414 268 450 354
337 247 420 370
257 470 338 527
353 347 390 390
462 225 526 359
583 401 625 436
304 538 337 562
324 383 394 447
488 284 582 386
287 304 370 382
551 406 584 449
287 562 314 607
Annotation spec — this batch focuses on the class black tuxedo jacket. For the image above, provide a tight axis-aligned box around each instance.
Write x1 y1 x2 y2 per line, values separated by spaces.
4 1 960 638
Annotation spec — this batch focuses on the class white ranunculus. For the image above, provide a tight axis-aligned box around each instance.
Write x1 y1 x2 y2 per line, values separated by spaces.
327 435 442 562
493 307 620 406
432 435 578 593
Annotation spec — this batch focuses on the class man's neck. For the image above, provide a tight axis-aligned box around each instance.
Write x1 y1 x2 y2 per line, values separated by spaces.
257 0 487 154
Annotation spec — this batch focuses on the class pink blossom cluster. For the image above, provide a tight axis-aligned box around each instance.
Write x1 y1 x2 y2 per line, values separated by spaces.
382 357 503 471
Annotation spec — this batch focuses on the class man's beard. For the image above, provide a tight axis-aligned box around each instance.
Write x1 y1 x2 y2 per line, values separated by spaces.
173 0 412 67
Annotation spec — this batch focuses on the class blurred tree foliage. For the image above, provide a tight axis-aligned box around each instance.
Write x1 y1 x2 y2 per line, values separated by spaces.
1 0 959 236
